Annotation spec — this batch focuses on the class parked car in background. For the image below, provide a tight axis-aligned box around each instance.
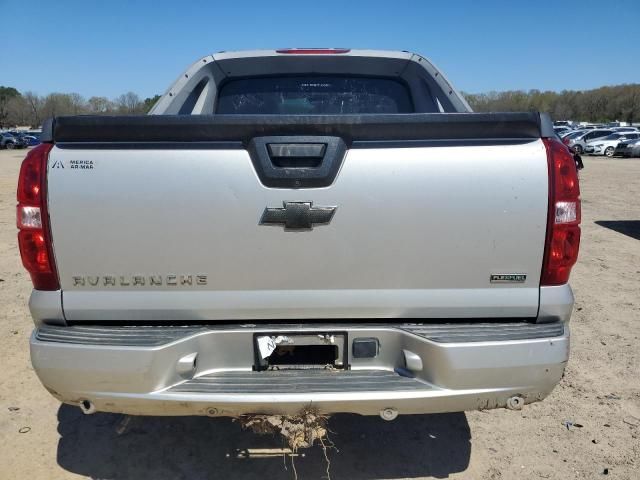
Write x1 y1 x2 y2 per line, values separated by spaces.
614 138 640 157
611 126 639 133
19 134 40 146
554 126 571 136
1 132 28 149
24 135 40 146
560 130 587 138
8 131 40 146
585 132 640 156
564 129 614 153
560 129 584 138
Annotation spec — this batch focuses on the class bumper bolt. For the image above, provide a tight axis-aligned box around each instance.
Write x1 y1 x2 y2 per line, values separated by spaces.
79 400 96 415
380 408 398 421
506 396 525 410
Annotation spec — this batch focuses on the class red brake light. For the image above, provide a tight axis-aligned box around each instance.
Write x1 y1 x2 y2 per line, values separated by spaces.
16 143 59 290
17 147 45 204
276 48 350 54
541 138 581 286
18 231 52 272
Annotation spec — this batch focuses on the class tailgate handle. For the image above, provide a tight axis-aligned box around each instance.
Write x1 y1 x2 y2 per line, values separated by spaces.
267 143 327 168
249 136 347 189
267 143 326 158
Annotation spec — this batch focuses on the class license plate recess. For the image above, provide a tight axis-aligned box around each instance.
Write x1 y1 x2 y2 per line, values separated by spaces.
253 332 348 371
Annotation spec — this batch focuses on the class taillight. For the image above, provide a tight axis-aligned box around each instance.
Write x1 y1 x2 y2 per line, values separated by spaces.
541 138 581 286
16 143 59 290
562 137 571 145
276 48 350 54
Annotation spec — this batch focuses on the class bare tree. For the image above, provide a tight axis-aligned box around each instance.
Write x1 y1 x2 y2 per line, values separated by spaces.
0 88 159 127
68 93 86 114
23 91 44 127
115 92 143 114
87 96 113 114
6 96 30 126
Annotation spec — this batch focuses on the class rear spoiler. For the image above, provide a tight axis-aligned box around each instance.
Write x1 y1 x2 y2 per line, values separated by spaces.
42 112 555 146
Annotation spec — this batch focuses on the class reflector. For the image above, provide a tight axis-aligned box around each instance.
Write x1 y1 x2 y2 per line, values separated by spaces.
17 205 42 229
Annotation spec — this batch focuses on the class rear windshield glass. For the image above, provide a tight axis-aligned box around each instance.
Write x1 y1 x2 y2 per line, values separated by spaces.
215 76 414 114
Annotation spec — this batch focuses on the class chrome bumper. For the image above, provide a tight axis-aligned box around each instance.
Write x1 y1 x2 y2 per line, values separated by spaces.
31 322 569 416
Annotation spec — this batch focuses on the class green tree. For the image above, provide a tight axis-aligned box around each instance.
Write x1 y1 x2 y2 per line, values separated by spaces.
143 95 161 113
464 84 640 123
0 86 21 128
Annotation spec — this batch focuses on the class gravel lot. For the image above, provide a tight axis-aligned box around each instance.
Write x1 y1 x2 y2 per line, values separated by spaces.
0 148 638 479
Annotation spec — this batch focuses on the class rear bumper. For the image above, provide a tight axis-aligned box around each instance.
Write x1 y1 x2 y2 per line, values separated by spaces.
31 321 569 417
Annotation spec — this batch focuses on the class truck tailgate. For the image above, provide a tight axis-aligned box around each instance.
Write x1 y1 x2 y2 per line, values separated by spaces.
45 114 549 322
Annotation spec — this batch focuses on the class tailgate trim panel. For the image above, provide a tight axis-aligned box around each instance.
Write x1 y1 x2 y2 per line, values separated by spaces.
53 138 537 150
47 112 544 144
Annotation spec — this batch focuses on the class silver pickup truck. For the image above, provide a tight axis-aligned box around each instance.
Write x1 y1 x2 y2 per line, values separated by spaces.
19 49 581 420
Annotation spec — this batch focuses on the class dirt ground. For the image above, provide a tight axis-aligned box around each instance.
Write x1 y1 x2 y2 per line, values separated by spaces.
0 147 638 479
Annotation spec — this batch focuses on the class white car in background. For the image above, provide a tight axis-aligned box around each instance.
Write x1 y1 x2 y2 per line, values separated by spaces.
565 129 614 153
584 132 640 156
560 129 586 140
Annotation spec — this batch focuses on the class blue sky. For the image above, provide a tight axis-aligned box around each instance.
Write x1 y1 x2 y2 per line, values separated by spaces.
1 0 639 99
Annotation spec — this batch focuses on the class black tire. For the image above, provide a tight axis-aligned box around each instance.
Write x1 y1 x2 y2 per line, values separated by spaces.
5 142 15 150
572 144 583 154
604 147 615 157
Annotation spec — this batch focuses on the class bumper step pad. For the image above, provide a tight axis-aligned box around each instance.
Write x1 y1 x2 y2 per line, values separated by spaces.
402 322 564 342
36 321 565 346
168 370 428 394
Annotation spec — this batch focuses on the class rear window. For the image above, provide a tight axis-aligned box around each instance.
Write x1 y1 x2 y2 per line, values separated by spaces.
215 76 414 114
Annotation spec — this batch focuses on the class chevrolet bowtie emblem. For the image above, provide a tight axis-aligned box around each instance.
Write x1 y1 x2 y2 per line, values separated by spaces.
260 202 337 230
